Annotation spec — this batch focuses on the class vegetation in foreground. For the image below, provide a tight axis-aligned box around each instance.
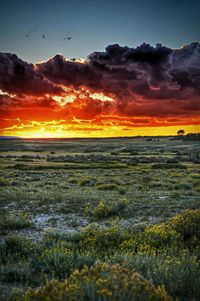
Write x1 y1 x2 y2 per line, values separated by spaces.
0 137 199 300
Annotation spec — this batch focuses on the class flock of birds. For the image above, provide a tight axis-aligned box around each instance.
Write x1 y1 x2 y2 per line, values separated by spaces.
25 28 75 41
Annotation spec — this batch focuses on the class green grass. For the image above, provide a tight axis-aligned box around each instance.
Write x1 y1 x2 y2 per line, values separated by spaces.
0 137 199 300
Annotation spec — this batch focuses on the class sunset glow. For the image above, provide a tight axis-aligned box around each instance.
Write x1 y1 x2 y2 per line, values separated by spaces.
0 43 200 138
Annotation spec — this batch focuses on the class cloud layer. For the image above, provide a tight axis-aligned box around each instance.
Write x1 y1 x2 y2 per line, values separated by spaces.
0 42 200 136
0 52 63 96
39 42 200 99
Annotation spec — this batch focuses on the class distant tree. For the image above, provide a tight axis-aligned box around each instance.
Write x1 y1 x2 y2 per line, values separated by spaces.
177 129 185 136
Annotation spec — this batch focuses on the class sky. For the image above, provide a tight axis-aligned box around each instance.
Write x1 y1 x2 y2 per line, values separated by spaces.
0 0 200 137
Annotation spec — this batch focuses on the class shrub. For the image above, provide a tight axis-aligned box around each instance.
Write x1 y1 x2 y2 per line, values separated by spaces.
151 164 186 170
30 247 94 280
11 164 28 170
85 199 128 220
143 224 182 250
22 263 173 301
0 213 33 231
79 177 95 186
140 176 152 184
97 183 119 190
0 177 10 186
120 224 182 255
43 230 83 244
168 209 200 241
81 224 127 254
0 262 31 283
116 253 200 300
68 178 78 185
93 200 111 219
0 235 36 264
173 183 192 190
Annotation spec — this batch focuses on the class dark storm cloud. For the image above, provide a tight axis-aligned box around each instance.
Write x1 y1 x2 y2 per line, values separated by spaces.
89 42 172 84
37 55 98 88
0 42 200 118
170 42 200 94
0 52 63 96
38 42 200 102
88 42 200 100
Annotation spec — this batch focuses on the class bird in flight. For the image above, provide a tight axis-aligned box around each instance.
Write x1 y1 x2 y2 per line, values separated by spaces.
25 28 36 38
24 28 77 42
64 36 72 41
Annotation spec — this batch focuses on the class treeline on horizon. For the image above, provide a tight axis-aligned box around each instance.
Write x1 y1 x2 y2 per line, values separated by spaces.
0 133 200 141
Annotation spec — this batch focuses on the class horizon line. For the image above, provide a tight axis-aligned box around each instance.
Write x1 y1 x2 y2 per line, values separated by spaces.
1 133 199 140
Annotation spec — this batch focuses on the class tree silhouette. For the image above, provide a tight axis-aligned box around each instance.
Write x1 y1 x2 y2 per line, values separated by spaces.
177 129 185 136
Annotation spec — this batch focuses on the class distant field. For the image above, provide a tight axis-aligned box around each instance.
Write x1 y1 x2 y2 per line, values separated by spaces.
0 137 200 301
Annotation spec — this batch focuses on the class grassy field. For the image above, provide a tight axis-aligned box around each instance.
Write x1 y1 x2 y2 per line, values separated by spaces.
0 137 200 301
